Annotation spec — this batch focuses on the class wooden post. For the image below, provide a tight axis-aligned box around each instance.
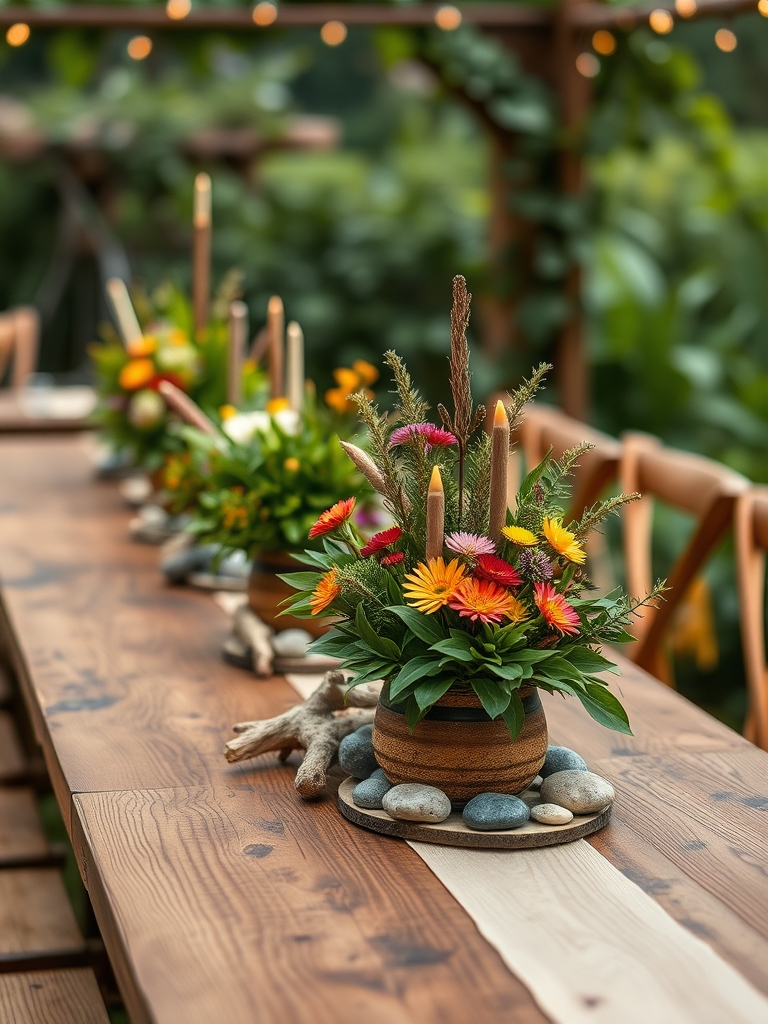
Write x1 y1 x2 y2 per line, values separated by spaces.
192 173 212 337
11 307 39 389
267 296 284 400
227 301 248 407
553 0 590 421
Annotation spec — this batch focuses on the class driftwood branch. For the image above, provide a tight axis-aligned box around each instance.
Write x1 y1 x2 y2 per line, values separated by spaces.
224 670 378 798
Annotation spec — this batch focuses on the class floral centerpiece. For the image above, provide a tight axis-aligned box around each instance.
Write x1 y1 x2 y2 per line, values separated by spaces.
170 359 378 632
91 279 265 473
281 277 663 801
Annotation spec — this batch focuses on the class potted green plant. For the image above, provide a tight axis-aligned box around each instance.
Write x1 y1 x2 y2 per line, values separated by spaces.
174 362 378 635
281 277 664 802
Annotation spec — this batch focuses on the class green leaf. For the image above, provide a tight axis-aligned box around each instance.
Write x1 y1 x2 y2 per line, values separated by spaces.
413 677 453 710
355 604 401 661
405 696 427 731
577 682 633 735
389 605 444 644
470 678 511 720
308 630 352 657
500 692 525 740
277 571 323 592
389 657 441 700
430 639 474 662
564 646 620 676
488 662 524 681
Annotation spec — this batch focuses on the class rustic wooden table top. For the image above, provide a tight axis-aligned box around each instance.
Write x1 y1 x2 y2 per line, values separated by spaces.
0 434 767 1024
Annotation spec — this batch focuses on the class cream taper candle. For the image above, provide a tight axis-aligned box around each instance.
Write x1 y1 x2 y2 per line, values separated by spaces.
106 278 143 347
286 320 304 414
488 399 510 543
227 301 248 407
426 465 445 561
192 172 211 336
267 295 284 400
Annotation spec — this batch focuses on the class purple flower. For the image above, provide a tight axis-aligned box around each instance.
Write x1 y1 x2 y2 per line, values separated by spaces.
518 548 554 583
388 423 458 450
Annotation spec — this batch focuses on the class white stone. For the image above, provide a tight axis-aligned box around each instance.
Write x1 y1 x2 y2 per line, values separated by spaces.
539 770 615 814
531 803 574 825
271 629 313 658
382 784 451 823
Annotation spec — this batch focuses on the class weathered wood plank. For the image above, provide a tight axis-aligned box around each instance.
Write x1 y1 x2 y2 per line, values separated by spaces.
0 710 26 781
0 969 109 1024
595 749 768 942
0 869 85 956
72 784 547 1024
0 788 49 861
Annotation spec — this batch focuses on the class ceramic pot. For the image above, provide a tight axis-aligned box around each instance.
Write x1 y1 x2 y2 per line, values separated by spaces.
247 552 331 638
372 682 548 804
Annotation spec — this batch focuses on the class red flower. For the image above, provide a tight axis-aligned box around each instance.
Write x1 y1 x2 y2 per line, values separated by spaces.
360 525 403 557
308 497 356 539
449 578 529 625
533 582 580 636
146 372 186 393
388 422 458 450
381 551 405 566
474 554 522 589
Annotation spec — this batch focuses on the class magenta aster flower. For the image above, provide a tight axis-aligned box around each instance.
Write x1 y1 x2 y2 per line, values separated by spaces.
445 532 496 558
388 423 457 450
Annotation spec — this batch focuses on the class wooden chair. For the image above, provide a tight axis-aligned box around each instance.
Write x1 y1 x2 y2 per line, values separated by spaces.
620 433 749 684
735 488 768 752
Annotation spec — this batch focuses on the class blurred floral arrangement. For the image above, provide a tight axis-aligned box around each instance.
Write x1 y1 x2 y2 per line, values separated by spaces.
90 278 265 471
166 360 378 556
283 277 665 736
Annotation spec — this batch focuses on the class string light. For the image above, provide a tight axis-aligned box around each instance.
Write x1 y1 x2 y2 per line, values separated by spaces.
592 30 616 55
435 5 462 30
758 0 768 16
166 0 191 19
6 22 30 46
127 35 153 60
320 20 347 45
675 0 697 16
575 52 600 78
252 2 278 26
649 8 674 32
714 26 737 50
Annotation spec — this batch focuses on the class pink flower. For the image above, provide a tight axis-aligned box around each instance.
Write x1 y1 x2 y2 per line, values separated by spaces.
360 526 402 557
533 582 580 636
445 532 496 558
388 422 457 450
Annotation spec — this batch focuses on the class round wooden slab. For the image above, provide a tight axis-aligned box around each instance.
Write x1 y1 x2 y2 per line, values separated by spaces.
337 777 611 849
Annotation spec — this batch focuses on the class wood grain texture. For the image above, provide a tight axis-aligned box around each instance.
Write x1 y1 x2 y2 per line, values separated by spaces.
0 788 49 860
0 710 26 780
0 969 109 1024
411 839 768 1024
0 869 84 955
72 784 547 1024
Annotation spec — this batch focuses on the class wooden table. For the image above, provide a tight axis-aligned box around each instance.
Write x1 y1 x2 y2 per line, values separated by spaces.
1 434 767 1024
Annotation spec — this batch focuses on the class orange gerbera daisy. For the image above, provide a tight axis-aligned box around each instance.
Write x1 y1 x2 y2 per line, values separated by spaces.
310 568 341 615
533 582 580 636
449 578 529 626
308 497 356 539
126 335 157 358
119 358 155 391
403 558 466 615
542 518 586 565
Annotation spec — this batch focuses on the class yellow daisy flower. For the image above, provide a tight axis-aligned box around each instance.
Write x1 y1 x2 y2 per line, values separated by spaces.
502 525 539 547
219 404 237 420
403 558 467 615
266 397 290 414
284 457 300 473
542 518 586 564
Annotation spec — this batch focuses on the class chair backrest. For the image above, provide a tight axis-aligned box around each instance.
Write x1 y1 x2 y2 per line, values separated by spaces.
735 488 768 751
620 432 749 683
0 307 39 390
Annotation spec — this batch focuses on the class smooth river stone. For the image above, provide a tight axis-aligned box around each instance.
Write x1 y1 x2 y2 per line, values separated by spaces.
462 793 531 832
540 770 615 814
338 724 378 780
271 629 313 658
352 769 392 810
530 803 574 825
540 745 589 779
382 784 451 824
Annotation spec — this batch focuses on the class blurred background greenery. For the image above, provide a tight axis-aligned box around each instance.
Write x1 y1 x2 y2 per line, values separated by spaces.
2 6 768 731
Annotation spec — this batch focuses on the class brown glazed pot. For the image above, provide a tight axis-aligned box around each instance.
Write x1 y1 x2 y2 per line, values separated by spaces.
372 683 548 804
247 551 331 639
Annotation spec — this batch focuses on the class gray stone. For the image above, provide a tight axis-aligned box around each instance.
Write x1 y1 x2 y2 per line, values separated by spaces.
338 724 378 780
540 770 615 814
383 784 452 823
462 793 531 832
161 543 218 584
530 803 574 825
529 775 543 791
540 745 589 779
271 629 313 658
218 549 251 579
352 769 392 809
